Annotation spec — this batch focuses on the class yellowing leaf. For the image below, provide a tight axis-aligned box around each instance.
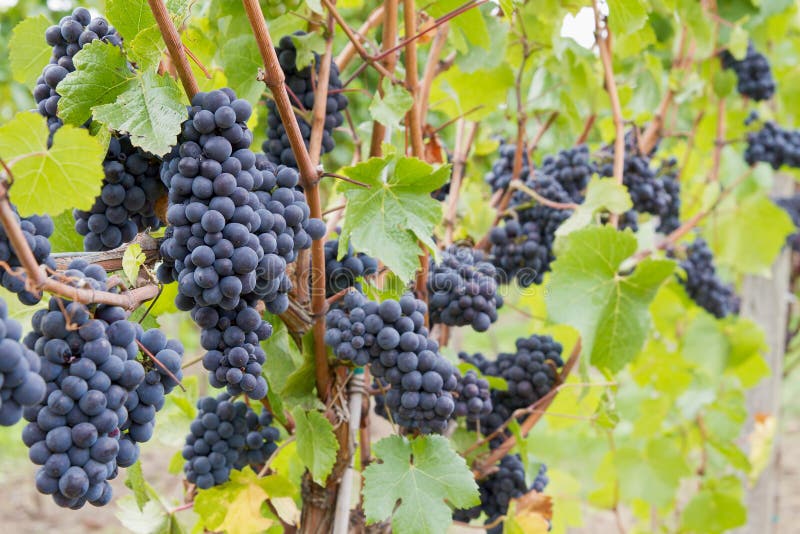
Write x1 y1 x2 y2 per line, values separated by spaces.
123 243 146 286
747 413 776 485
194 468 276 534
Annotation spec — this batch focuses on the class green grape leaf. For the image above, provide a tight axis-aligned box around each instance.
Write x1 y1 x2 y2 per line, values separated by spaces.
49 210 85 252
194 468 281 534
0 112 107 216
338 155 449 282
712 69 737 97
556 178 632 237
368 79 414 129
168 450 184 475
116 496 175 534
106 0 157 42
428 0 490 51
57 41 135 127
128 25 167 70
124 460 150 510
57 40 185 155
615 438 691 507
430 64 515 121
680 482 746 533
362 435 479 534
10 15 53 89
123 243 146 286
291 407 339 485
727 25 749 59
706 191 794 275
606 0 648 33
219 35 265 104
92 69 186 156
546 226 675 372
290 32 326 69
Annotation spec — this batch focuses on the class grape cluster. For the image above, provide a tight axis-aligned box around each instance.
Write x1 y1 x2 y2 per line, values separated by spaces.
720 42 776 101
118 326 184 447
21 260 148 508
776 194 800 251
183 394 280 489
74 136 164 251
532 463 549 492
325 291 457 433
159 88 323 399
461 335 564 437
540 144 595 202
0 298 47 426
324 235 378 297
673 238 740 319
744 121 800 170
598 137 681 233
428 246 500 332
34 7 120 135
453 453 528 533
655 158 681 234
452 370 492 422
490 176 572 287
484 140 530 193
262 33 349 167
0 207 55 304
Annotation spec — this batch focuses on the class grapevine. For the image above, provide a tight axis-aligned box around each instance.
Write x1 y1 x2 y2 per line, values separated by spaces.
0 2 793 532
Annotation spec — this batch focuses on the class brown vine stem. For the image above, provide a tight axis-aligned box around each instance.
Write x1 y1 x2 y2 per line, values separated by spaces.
51 234 160 271
473 339 581 478
241 0 329 402
372 0 488 63
136 339 186 392
335 5 385 71
322 172 370 188
418 24 449 121
709 97 725 183
444 120 478 245
148 0 199 98
593 0 624 228
0 181 160 309
324 0 398 83
576 113 597 145
368 0 399 158
526 111 559 162
639 26 687 155
404 0 430 308
508 181 580 210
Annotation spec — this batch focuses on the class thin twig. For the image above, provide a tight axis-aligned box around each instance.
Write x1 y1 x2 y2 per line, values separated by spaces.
368 0 399 158
324 0 398 82
335 5 385 71
183 45 212 79
709 97 725 183
473 339 581 478
148 0 199 98
444 121 478 245
372 0 489 62
323 172 370 188
136 339 187 392
242 0 330 399
593 0 625 227
508 181 579 210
